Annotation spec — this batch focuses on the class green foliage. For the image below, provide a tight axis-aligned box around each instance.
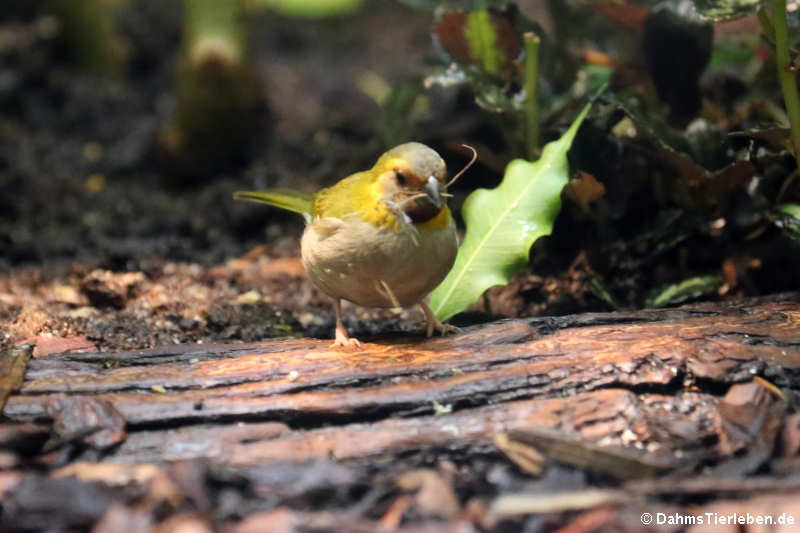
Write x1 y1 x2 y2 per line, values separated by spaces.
779 203 800 218
377 0 800 312
424 4 551 158
646 275 723 308
247 0 363 18
768 0 800 159
588 277 618 309
463 11 506 76
407 0 800 311
430 102 592 321
776 204 800 240
691 0 759 20
432 7 524 82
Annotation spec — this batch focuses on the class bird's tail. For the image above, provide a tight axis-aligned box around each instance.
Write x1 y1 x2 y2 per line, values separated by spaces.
233 189 314 221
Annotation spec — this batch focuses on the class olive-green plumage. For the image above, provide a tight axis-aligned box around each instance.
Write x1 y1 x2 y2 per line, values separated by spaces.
233 189 314 220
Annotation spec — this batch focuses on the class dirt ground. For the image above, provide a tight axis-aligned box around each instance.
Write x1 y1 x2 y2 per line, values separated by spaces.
2 1 797 354
0 1 568 353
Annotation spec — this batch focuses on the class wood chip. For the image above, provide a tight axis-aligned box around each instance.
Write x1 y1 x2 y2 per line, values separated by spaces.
45 395 127 450
378 495 412 532
397 469 460 519
493 433 545 476
0 343 33 413
80 270 145 309
507 427 676 480
491 489 625 516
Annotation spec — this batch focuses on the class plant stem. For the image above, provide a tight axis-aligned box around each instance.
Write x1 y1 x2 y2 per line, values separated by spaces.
184 0 246 67
771 0 800 161
523 32 540 160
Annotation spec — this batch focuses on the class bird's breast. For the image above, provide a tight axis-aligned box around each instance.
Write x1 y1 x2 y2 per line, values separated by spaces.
300 214 457 308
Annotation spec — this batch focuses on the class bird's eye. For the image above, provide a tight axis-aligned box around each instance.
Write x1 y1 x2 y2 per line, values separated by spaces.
394 170 407 185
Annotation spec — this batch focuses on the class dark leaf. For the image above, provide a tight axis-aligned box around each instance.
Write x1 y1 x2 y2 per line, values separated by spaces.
730 127 794 154
642 1 713 116
610 97 787 213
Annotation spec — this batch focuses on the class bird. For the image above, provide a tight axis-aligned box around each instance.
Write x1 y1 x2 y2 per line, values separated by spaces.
234 142 472 347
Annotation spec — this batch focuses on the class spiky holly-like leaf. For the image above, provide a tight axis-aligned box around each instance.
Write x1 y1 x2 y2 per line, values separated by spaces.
430 102 591 321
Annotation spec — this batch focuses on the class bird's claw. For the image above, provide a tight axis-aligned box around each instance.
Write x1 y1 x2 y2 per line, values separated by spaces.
332 325 361 348
419 301 460 338
426 321 461 338
331 337 361 348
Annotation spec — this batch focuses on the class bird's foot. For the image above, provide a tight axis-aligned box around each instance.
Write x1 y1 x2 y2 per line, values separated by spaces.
420 301 461 338
426 318 461 338
331 324 361 348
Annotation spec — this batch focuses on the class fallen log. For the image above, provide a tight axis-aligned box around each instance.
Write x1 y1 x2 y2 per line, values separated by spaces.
1 294 799 532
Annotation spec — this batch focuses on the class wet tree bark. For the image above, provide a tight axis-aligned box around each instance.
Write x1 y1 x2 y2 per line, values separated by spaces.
2 293 799 531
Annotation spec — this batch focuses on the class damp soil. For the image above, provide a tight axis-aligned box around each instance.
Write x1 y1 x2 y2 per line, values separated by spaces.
1 0 798 354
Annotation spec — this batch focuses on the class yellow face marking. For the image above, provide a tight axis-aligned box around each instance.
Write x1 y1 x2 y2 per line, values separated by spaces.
380 157 408 173
313 152 450 235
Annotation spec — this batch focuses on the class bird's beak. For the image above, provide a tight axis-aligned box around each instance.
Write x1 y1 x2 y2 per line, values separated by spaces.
424 176 443 210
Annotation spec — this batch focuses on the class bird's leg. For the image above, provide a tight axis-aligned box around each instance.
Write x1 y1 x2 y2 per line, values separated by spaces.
419 300 460 337
332 298 361 348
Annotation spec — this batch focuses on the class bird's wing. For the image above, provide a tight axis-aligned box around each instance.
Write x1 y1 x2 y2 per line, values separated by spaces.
312 216 344 238
233 189 314 221
311 171 375 220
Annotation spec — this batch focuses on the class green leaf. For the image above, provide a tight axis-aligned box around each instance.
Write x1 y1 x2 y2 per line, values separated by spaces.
430 102 592 322
463 11 504 76
645 275 723 308
690 0 759 20
776 203 800 241
588 277 618 309
779 204 800 218
433 8 521 80
247 0 363 18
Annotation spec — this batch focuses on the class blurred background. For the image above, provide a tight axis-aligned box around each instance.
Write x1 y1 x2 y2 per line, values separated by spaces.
1 0 442 271
1 0 799 345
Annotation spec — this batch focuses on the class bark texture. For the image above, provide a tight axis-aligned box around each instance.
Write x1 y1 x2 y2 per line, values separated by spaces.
2 294 799 532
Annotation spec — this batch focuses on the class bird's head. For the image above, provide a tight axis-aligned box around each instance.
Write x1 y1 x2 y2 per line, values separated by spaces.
372 142 448 224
